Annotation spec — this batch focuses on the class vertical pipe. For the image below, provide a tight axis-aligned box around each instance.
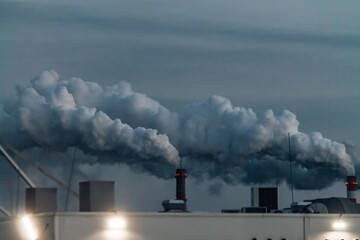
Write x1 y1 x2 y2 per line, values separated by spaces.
65 148 77 211
175 169 187 200
175 169 187 211
288 133 294 203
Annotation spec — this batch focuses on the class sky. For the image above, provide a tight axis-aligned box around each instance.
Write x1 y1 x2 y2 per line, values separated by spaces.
0 0 360 214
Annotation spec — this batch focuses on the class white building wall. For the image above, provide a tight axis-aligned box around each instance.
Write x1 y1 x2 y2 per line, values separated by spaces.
1 212 360 240
0 214 55 240
307 215 360 240
59 213 305 240
0 218 20 240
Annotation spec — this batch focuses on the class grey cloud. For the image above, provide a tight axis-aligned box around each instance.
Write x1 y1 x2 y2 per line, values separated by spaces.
2 1 360 50
1 0 359 107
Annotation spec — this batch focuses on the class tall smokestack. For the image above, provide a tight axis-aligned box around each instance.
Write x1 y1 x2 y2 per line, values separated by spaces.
175 169 187 203
346 176 357 203
161 169 187 212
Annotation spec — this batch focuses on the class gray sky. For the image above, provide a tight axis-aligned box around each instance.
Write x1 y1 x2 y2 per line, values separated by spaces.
1 0 360 213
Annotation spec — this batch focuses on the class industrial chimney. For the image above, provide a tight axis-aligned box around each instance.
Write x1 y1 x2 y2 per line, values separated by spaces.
161 168 188 212
346 176 357 203
175 169 187 201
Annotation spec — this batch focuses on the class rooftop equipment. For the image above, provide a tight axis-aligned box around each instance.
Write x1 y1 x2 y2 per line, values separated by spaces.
241 207 267 213
162 200 186 212
304 197 360 214
221 207 267 213
305 203 328 214
221 209 241 213
26 188 57 213
346 176 357 203
251 187 278 213
290 202 311 213
79 181 115 212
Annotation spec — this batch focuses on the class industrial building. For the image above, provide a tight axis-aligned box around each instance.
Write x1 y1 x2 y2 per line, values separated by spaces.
1 143 360 240
2 212 360 240
1 173 360 240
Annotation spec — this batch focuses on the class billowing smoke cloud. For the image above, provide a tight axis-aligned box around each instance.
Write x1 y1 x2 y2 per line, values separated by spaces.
0 71 179 176
0 71 356 189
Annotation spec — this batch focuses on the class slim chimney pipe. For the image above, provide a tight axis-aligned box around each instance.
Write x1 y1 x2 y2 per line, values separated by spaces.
346 176 357 203
175 169 187 201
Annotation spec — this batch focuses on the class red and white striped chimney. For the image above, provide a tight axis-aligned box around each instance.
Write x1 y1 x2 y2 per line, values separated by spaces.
346 176 357 203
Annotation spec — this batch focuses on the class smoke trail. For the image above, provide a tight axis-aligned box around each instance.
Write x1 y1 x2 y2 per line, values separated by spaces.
0 71 356 189
0 71 179 174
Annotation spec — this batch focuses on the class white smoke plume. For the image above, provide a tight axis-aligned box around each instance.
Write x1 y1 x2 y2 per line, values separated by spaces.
0 71 179 174
0 71 356 189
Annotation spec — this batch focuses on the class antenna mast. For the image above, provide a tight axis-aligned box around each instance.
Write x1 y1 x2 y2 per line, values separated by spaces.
288 132 294 203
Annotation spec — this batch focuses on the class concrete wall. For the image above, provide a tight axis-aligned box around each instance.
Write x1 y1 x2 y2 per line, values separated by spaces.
1 212 360 240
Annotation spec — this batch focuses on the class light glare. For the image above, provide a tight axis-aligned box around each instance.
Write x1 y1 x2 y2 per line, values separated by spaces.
333 221 345 229
108 216 127 230
22 216 38 240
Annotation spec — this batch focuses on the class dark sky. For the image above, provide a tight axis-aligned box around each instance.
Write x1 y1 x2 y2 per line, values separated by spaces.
0 0 360 213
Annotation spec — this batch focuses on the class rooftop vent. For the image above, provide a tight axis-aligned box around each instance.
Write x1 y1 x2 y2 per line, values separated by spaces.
79 181 115 212
251 187 278 213
26 188 57 213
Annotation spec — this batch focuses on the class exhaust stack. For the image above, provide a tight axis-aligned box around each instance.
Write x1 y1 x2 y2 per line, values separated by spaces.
161 168 188 212
175 169 187 201
346 176 357 203
175 169 187 211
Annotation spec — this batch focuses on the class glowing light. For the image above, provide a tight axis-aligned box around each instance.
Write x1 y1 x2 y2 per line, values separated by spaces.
103 229 128 240
22 216 38 240
107 216 127 230
346 181 358 185
333 221 346 229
